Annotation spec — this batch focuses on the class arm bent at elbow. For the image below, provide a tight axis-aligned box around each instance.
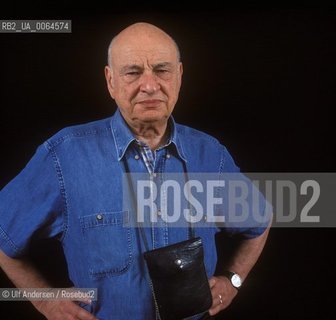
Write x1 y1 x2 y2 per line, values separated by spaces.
208 224 271 316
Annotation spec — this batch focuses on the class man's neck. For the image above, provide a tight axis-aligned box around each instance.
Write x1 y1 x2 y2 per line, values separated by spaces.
131 122 169 150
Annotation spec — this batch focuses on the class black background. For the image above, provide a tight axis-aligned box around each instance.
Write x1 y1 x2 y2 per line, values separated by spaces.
0 2 335 319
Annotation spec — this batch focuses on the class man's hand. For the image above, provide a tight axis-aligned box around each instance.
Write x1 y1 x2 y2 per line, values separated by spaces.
208 276 238 316
0 250 98 320
36 299 98 320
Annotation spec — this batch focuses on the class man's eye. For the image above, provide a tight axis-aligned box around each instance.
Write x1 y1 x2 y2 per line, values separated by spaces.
156 69 168 73
126 71 140 76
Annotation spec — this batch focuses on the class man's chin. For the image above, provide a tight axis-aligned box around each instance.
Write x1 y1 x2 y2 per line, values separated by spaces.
138 117 167 124
136 110 168 123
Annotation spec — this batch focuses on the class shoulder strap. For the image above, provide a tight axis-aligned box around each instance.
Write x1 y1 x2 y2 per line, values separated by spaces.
120 158 195 252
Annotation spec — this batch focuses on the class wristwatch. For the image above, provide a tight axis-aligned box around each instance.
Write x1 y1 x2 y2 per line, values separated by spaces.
223 271 242 290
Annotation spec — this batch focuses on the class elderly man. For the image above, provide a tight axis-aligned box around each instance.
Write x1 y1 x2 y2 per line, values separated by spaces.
0 22 270 319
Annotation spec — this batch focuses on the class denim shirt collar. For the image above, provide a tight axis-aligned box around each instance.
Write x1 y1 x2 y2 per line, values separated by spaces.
110 109 187 162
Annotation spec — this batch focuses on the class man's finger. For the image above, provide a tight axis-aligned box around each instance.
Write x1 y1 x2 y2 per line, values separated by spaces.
208 277 216 288
74 305 97 320
75 298 92 305
67 287 92 305
208 304 222 316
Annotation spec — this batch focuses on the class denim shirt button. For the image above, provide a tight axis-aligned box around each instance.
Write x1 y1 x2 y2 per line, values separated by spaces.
166 153 171 159
134 155 140 160
96 214 103 220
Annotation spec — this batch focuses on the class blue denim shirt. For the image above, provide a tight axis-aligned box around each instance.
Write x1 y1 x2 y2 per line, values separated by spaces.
0 110 268 319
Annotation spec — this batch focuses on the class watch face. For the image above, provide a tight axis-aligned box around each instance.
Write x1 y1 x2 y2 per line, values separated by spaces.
231 274 242 287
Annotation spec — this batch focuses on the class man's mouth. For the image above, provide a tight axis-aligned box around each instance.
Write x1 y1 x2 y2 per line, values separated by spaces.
137 99 163 107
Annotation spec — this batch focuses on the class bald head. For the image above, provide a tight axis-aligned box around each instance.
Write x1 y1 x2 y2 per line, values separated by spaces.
107 22 180 68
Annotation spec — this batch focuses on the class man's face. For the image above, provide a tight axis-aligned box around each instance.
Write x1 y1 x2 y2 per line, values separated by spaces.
105 28 183 126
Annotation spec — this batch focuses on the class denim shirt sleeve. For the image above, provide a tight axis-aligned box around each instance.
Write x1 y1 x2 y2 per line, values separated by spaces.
220 145 240 173
0 143 65 258
219 146 272 239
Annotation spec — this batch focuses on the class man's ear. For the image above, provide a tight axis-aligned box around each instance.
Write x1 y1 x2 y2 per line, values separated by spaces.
179 62 183 77
104 66 115 99
177 62 183 89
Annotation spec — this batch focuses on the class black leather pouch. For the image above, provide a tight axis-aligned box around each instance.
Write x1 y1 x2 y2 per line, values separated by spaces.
143 237 212 320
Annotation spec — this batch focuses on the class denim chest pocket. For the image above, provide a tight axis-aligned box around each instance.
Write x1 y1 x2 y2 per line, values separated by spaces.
80 211 133 279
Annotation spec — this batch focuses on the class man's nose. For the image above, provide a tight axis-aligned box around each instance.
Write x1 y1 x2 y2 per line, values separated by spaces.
139 72 160 94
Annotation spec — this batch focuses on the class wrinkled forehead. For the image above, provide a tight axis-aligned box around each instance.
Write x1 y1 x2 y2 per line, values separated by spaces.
110 32 179 68
113 47 177 69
